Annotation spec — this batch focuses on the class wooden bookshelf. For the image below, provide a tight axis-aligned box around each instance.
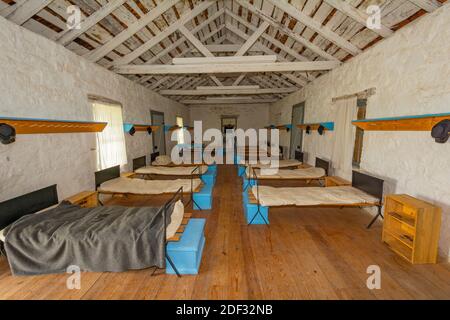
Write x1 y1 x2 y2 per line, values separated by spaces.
382 194 441 264
0 117 107 134
352 112 450 131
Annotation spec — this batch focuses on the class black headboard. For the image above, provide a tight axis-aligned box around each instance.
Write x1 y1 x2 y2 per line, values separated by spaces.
352 170 384 201
294 151 304 162
150 152 160 163
95 165 121 189
315 157 330 175
0 185 58 230
133 156 146 171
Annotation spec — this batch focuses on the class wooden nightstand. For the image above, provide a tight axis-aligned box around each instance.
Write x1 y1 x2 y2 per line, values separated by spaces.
325 176 351 187
65 191 98 208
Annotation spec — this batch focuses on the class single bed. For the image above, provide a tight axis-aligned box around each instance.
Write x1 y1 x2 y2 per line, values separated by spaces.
246 170 384 228
151 152 215 167
95 165 204 210
243 156 330 191
0 185 190 276
132 156 209 180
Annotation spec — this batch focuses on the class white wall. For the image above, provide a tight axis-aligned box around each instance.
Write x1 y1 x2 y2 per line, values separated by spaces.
189 103 270 132
270 5 450 259
0 16 189 201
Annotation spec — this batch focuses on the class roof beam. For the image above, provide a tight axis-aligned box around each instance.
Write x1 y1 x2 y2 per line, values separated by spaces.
173 55 277 65
181 98 278 105
113 61 340 75
233 74 246 86
113 1 215 66
323 0 393 38
407 0 442 12
7 0 55 25
160 87 297 96
56 0 128 46
143 8 225 66
264 0 362 56
84 0 180 62
0 0 26 17
235 21 270 56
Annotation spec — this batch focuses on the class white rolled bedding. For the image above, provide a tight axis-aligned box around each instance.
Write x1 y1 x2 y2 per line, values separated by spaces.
135 165 208 175
99 177 202 194
246 166 326 179
251 186 378 207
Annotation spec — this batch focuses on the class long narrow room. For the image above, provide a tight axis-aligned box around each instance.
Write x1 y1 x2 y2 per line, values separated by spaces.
0 0 450 303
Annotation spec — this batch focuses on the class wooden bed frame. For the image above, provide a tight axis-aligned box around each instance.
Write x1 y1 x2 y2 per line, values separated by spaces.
94 165 204 209
248 170 384 228
243 155 330 191
132 156 207 181
150 152 212 167
0 185 191 277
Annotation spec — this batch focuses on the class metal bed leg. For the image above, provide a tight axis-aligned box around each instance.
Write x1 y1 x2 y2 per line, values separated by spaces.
166 248 181 278
367 206 384 229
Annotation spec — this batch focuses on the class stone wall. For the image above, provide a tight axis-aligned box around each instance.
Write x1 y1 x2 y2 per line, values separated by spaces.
0 16 189 201
269 5 450 259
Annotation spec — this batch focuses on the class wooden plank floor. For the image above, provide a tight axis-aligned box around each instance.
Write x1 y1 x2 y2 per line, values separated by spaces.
1 165 450 300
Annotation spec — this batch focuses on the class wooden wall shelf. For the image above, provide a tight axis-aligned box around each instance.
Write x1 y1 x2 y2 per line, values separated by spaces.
0 117 107 134
352 113 450 131
297 122 334 131
265 124 292 131
123 123 159 133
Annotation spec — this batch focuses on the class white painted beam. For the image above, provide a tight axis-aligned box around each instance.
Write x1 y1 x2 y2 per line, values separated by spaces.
323 0 393 38
160 87 297 95
235 21 270 56
113 61 340 75
84 0 180 62
181 98 279 105
197 85 259 90
56 0 128 46
172 55 277 65
408 0 442 12
7 0 55 25
233 74 246 86
264 0 362 56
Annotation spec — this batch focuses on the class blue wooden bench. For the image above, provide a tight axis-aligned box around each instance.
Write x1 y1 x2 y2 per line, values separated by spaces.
166 218 206 275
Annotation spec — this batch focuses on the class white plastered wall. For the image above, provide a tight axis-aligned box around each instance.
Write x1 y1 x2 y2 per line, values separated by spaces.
0 16 189 201
269 5 450 259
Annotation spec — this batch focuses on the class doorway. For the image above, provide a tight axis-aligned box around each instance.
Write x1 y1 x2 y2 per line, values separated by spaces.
289 102 305 159
151 110 166 155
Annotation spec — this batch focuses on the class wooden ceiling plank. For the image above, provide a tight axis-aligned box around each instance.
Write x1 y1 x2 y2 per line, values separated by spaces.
84 0 180 62
7 0 55 25
56 0 128 46
407 0 442 12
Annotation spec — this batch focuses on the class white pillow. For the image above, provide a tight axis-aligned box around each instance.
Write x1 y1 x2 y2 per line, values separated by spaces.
166 200 184 240
153 155 172 166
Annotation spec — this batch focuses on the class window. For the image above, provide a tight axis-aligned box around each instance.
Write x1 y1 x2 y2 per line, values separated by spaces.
352 99 367 168
176 116 184 144
92 101 127 170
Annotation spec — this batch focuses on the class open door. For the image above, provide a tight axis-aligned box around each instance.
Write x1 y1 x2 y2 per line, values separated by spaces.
151 110 166 155
290 102 305 159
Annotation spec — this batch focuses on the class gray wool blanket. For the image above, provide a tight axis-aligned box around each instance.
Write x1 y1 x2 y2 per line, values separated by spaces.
4 202 173 275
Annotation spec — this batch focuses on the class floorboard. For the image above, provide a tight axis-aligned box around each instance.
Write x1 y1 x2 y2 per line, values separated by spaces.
0 165 449 300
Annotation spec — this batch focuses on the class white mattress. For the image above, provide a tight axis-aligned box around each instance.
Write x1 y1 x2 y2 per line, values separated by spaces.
99 177 202 194
241 159 301 168
246 166 325 179
251 186 378 207
136 165 208 175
